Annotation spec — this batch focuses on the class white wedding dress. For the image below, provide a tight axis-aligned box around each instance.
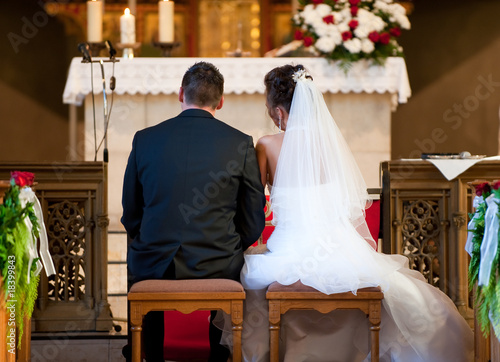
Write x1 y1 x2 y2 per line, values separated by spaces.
218 70 474 361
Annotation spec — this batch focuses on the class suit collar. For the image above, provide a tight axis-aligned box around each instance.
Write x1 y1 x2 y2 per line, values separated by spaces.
179 109 215 119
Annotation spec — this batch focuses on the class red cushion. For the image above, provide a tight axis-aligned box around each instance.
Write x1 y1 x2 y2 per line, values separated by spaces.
365 200 381 242
163 311 210 360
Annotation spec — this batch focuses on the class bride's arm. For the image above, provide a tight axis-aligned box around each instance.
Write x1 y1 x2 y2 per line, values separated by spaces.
255 137 268 187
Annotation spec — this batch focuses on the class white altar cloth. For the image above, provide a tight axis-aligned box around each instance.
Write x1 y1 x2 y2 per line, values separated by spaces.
62 57 411 230
63 57 411 107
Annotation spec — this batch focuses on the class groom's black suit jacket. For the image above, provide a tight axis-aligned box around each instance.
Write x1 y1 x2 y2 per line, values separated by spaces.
122 109 266 283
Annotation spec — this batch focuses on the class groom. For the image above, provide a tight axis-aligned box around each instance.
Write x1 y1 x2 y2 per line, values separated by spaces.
121 61 266 361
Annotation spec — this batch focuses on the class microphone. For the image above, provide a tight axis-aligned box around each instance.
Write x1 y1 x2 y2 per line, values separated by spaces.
78 42 92 62
105 40 117 59
105 40 117 90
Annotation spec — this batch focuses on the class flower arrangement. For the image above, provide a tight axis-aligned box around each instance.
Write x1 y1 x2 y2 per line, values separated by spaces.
292 0 411 69
0 171 40 347
467 181 500 339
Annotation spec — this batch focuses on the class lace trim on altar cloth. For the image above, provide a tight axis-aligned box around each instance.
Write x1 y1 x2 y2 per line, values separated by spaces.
63 57 411 107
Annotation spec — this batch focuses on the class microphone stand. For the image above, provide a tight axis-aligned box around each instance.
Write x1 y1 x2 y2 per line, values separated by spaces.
81 56 119 163
99 59 109 163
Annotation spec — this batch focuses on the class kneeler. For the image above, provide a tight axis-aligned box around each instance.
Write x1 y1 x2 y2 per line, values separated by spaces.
128 279 245 362
266 282 384 362
159 197 381 358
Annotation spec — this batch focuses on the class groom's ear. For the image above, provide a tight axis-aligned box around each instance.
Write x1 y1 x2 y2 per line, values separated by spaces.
216 95 224 110
178 87 184 103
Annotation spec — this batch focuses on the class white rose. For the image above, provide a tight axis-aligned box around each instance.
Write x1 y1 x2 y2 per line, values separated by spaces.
325 26 343 45
354 25 370 39
315 4 333 18
357 8 372 21
356 9 385 33
315 22 331 37
303 4 316 12
315 36 336 53
370 15 386 32
389 3 407 15
332 11 343 24
340 8 352 21
361 38 375 53
337 22 350 33
374 1 389 11
303 11 321 26
344 38 362 53
395 14 411 29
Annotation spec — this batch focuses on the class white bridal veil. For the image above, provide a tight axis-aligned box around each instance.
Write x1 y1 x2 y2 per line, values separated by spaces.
270 68 376 250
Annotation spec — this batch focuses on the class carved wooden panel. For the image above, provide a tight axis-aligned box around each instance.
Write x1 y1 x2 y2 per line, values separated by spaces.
400 198 442 287
0 162 113 332
381 159 500 333
47 199 87 302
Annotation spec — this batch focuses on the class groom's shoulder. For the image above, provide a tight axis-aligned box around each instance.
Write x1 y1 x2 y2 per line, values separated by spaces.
212 116 252 139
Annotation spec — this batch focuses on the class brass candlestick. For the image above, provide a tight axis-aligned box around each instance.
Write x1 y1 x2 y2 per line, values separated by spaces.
153 42 181 57
117 42 141 58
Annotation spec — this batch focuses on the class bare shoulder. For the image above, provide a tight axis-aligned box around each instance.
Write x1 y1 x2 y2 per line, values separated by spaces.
256 134 282 149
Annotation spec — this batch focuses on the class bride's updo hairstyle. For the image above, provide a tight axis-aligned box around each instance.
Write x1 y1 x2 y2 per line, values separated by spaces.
264 64 313 114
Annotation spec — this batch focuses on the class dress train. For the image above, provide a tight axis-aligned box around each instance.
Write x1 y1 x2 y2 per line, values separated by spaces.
217 216 474 362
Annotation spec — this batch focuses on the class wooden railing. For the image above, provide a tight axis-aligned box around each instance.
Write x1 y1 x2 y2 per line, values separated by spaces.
0 162 113 342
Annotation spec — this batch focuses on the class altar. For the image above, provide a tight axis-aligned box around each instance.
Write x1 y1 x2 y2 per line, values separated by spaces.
63 57 411 230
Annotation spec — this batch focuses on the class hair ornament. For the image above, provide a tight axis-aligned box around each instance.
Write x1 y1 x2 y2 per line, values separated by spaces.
292 68 310 83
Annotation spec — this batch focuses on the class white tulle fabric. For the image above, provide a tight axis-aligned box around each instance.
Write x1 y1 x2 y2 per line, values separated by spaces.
18 187 56 282
217 74 473 362
465 195 483 256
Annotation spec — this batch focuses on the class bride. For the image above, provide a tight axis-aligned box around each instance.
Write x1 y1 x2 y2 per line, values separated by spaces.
218 64 474 361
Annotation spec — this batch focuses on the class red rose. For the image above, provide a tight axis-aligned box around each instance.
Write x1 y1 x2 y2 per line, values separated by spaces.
390 27 401 37
312 0 324 4
475 182 492 197
350 6 359 16
323 15 334 24
349 0 361 5
303 36 314 47
379 32 391 45
294 30 304 40
492 180 500 190
11 171 35 188
342 31 353 41
368 31 380 43
348 19 358 30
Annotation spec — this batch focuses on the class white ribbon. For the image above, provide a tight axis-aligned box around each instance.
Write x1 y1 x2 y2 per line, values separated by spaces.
465 195 483 256
478 194 500 286
18 187 56 283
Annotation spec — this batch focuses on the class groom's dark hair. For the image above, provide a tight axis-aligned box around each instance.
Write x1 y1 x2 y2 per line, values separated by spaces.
181 62 224 109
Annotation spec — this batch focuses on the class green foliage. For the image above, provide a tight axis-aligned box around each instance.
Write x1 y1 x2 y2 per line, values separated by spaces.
468 192 500 337
0 182 41 347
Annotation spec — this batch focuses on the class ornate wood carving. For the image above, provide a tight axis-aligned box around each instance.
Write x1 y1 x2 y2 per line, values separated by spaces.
0 162 113 333
401 199 441 286
381 159 500 329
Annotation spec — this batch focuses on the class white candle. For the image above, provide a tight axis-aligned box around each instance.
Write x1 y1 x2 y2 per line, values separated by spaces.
120 8 136 44
87 0 103 43
158 0 174 43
